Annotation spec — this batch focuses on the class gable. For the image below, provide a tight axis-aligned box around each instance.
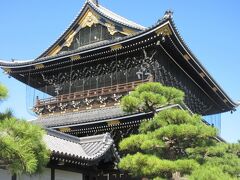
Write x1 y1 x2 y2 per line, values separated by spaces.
41 2 144 58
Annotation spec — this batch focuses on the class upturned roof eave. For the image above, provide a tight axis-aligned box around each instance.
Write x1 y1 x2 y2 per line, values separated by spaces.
0 16 237 110
0 19 168 68
45 129 120 163
167 19 238 108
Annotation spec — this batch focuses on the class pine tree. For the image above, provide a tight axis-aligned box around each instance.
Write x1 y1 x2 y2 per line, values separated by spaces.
0 84 7 98
119 82 240 180
0 83 50 175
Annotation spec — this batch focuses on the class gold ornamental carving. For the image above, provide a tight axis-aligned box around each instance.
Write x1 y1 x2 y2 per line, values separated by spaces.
111 44 123 51
48 45 61 57
59 127 71 132
3 68 11 73
155 25 172 36
212 87 218 92
105 23 117 35
122 28 135 35
35 64 45 69
65 30 76 47
70 55 81 61
79 10 99 28
199 72 206 78
107 120 121 126
183 54 191 61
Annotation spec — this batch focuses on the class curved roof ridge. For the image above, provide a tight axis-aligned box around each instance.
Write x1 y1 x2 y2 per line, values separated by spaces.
88 0 145 30
45 130 119 162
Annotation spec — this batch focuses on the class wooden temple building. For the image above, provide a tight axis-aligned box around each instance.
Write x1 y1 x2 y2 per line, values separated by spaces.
0 0 238 179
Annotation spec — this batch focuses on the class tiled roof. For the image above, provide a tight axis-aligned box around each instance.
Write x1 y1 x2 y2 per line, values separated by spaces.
45 129 119 163
88 0 145 30
32 106 127 128
32 104 186 128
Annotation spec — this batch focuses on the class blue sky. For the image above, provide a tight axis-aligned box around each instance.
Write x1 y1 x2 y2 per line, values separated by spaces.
0 0 239 142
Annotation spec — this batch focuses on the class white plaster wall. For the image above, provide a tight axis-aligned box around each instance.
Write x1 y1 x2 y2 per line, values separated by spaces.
55 169 83 180
17 168 51 180
1 168 83 180
0 169 12 180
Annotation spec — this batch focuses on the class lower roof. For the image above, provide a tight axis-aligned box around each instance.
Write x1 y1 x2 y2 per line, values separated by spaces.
32 104 184 128
45 129 119 165
33 106 126 128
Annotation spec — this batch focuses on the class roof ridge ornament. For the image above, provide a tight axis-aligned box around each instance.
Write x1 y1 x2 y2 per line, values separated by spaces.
163 10 173 19
89 0 99 6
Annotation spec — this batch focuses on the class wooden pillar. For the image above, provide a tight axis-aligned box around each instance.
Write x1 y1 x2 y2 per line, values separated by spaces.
51 168 55 180
11 174 16 180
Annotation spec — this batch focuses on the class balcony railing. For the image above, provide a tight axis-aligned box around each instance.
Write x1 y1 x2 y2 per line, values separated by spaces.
35 79 150 109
